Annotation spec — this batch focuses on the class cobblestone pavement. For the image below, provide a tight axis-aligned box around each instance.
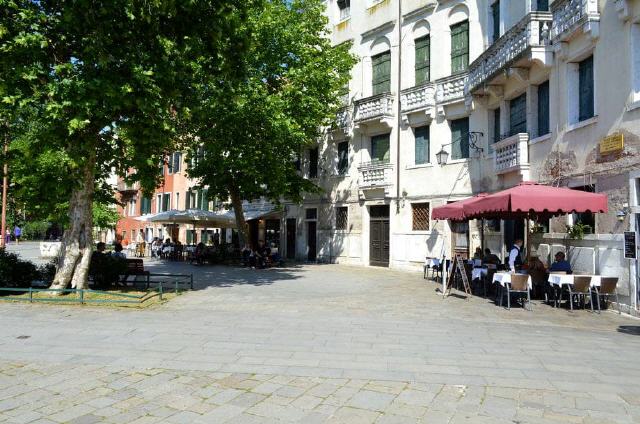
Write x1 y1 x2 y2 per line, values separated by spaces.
1 255 640 423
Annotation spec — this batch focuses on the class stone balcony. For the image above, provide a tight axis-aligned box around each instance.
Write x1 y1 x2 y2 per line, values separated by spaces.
400 82 436 122
357 161 394 193
436 73 468 105
467 12 552 94
353 93 395 127
334 106 352 134
494 133 530 175
551 0 599 42
117 181 139 193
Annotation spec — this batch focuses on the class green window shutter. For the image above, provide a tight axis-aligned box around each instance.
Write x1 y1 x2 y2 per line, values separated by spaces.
415 36 430 84
185 191 190 209
371 134 390 163
338 141 349 175
451 118 469 160
414 126 429 165
537 81 550 136
451 21 469 73
201 189 208 210
579 56 594 121
509 93 527 135
162 194 170 211
186 230 193 244
372 51 391 95
491 1 500 42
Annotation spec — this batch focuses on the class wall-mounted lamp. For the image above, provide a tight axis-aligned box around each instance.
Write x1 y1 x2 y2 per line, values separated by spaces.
617 209 628 222
436 132 484 166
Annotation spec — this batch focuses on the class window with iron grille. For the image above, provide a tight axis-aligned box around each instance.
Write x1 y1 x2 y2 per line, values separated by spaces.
412 203 430 231
450 21 469 73
336 207 348 230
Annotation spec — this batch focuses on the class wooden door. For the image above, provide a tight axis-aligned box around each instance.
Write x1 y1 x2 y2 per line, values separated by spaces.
369 205 390 267
286 219 296 260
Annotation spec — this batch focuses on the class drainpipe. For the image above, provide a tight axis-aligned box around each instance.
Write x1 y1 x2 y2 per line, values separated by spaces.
395 0 402 213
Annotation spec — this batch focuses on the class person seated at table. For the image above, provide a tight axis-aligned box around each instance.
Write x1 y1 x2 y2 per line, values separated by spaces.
526 253 548 299
255 240 271 269
549 251 572 274
482 248 500 266
472 247 483 261
194 242 206 265
241 244 252 267
270 243 284 267
508 239 524 272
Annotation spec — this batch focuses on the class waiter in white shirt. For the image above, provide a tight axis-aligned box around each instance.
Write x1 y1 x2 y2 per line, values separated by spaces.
508 239 524 271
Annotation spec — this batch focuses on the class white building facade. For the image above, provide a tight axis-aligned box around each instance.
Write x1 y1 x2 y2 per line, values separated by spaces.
283 0 640 313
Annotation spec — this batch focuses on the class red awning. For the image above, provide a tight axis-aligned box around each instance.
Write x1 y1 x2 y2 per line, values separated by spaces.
432 194 488 221
463 182 608 219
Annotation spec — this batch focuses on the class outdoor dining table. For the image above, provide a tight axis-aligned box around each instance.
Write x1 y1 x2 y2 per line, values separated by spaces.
471 268 488 281
423 258 441 280
493 272 533 289
547 274 602 308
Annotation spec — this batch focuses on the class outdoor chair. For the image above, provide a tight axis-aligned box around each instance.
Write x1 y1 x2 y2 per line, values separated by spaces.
595 277 620 314
500 273 532 311
567 276 593 312
548 271 567 306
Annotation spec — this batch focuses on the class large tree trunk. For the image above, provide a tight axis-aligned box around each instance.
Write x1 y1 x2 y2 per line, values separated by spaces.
230 185 249 248
50 160 95 291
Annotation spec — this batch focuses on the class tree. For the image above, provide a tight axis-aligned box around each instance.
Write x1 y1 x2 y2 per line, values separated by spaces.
186 0 355 246
1 0 254 289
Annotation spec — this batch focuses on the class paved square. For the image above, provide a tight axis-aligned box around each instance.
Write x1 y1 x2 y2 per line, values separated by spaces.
0 259 639 423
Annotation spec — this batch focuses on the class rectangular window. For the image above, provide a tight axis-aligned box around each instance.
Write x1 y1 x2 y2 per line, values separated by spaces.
537 81 550 136
509 93 527 135
175 193 180 210
201 189 208 210
579 55 595 121
536 0 549 11
493 108 501 144
412 203 430 231
294 153 301 171
372 51 391 95
140 197 152 215
306 208 317 220
450 118 469 160
185 190 190 209
415 35 430 84
338 0 350 20
162 193 170 212
309 147 319 178
371 134 390 163
451 21 469 73
172 152 181 173
414 126 430 165
186 230 194 244
335 207 348 230
491 1 500 42
337 141 349 175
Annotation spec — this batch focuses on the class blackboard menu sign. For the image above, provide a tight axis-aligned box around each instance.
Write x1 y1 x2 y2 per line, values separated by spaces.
624 232 637 259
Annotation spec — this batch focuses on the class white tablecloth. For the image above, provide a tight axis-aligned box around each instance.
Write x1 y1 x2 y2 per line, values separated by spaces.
472 268 488 280
424 258 441 268
493 272 532 290
548 274 602 288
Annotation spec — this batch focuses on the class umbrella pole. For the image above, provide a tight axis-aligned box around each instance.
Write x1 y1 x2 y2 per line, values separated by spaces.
525 217 530 263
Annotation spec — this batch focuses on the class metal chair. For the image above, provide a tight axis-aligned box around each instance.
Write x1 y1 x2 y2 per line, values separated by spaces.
568 276 593 312
500 274 532 311
595 277 620 314
548 271 567 307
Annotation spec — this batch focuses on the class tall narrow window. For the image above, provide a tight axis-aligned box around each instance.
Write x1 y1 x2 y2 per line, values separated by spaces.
371 134 390 163
493 108 501 143
185 190 191 209
412 203 430 231
537 81 550 136
172 152 182 173
335 207 348 230
337 141 349 175
491 1 500 42
309 147 319 178
337 0 350 20
162 193 170 212
175 192 180 210
536 0 549 11
450 118 469 160
579 56 594 121
509 93 527 135
451 21 469 73
372 51 391 95
414 126 430 165
415 35 430 84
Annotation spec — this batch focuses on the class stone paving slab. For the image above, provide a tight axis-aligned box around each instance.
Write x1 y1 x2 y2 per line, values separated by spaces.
0 259 639 422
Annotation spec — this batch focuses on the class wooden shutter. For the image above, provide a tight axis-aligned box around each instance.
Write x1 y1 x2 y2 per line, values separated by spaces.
579 56 594 121
415 36 430 84
509 93 527 135
338 141 349 175
372 51 391 95
450 118 469 160
491 1 500 42
537 81 550 136
371 134 390 163
414 126 429 165
451 21 469 73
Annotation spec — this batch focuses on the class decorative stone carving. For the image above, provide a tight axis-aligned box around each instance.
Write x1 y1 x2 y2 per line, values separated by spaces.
353 93 395 128
400 82 436 123
494 133 530 174
551 0 600 42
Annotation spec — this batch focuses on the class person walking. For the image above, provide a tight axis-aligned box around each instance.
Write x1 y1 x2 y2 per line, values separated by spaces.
13 225 21 244
4 229 10 245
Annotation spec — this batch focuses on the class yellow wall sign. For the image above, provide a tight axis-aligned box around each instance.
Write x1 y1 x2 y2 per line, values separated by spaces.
600 133 624 154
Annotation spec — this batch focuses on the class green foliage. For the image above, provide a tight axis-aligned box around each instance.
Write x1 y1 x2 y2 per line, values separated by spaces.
187 0 356 206
0 248 38 288
21 220 50 240
92 202 120 229
566 222 590 240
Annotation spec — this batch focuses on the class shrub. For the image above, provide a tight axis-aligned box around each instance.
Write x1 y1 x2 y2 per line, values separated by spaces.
0 249 39 288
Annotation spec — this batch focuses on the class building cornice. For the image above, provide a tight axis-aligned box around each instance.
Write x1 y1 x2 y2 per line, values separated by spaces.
403 3 436 21
361 20 396 40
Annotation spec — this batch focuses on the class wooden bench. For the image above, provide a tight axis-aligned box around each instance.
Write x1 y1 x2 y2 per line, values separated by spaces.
121 259 150 286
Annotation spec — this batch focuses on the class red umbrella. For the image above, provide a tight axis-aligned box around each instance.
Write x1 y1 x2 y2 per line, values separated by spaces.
432 193 488 221
463 181 608 219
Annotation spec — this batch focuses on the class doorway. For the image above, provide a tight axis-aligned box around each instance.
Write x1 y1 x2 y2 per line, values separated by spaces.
369 205 390 267
286 218 296 260
307 221 317 261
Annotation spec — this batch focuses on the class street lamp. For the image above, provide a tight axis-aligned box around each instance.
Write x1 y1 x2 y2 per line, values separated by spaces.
435 131 484 166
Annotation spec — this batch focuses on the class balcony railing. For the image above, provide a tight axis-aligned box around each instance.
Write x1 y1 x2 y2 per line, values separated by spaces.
400 82 436 114
117 181 139 192
334 106 351 133
357 161 393 189
494 133 530 174
354 93 395 123
436 73 468 104
467 12 552 93
551 0 599 41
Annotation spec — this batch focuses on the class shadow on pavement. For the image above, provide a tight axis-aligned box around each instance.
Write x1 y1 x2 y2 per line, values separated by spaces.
617 325 640 336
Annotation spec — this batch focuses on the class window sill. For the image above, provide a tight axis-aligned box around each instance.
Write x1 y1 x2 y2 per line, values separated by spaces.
444 158 470 165
627 99 640 112
529 133 552 145
566 116 598 133
405 163 433 170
